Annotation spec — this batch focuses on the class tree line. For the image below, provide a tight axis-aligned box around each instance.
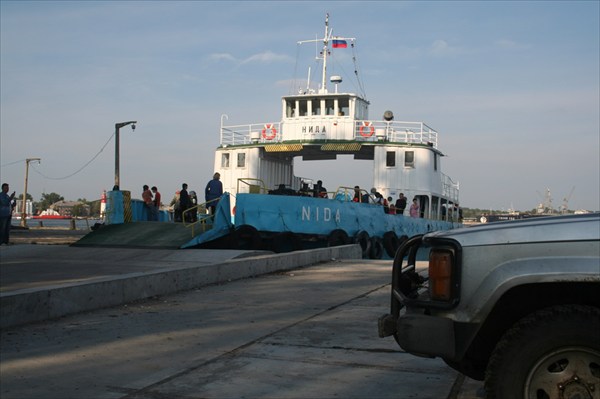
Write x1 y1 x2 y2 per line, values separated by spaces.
17 192 101 217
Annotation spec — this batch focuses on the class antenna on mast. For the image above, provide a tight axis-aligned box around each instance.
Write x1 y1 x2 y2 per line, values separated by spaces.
321 13 330 93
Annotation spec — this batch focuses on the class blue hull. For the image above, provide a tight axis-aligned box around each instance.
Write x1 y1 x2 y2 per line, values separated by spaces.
235 193 459 238
183 193 460 258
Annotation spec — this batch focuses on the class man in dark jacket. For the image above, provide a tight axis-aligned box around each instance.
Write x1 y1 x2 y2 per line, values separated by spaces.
395 193 407 215
179 183 191 222
205 173 223 215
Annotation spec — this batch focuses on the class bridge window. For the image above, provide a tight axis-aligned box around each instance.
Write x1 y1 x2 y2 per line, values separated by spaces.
311 99 321 116
221 153 230 168
286 100 294 118
386 151 396 167
237 152 246 168
299 100 308 116
338 97 349 117
434 154 438 171
405 151 415 168
325 99 335 115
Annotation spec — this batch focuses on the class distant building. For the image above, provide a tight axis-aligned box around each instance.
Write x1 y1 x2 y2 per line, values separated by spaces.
50 200 90 217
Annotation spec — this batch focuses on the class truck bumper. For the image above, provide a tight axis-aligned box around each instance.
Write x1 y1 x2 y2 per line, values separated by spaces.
395 313 457 359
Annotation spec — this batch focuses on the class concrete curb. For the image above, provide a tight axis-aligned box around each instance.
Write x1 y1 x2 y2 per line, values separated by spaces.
1 244 362 329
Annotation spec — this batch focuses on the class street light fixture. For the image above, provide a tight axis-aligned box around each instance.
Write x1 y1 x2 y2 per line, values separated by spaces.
114 121 137 189
21 158 41 228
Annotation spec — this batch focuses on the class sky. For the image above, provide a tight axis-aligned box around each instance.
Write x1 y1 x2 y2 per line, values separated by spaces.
1 1 599 212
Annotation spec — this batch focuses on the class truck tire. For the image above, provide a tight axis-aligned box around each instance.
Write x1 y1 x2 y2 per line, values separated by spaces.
485 305 600 399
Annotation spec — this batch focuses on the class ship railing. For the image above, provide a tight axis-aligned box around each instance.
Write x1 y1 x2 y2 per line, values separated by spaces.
220 123 282 146
236 178 269 194
220 120 438 147
441 173 460 203
182 199 221 237
332 186 374 203
353 121 438 147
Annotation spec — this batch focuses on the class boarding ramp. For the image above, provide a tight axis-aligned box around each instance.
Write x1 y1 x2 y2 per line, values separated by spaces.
73 222 196 249
74 194 234 249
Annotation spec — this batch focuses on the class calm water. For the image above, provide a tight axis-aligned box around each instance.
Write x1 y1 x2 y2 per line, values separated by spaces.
14 218 103 230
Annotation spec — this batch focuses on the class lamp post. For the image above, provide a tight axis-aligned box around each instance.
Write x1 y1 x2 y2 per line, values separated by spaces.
114 121 137 190
21 158 41 228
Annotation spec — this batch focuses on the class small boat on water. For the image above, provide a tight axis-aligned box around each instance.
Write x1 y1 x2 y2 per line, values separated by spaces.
104 14 462 257
32 209 72 220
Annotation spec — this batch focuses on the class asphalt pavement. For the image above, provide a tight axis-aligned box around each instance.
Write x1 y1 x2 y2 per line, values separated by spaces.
0 229 485 398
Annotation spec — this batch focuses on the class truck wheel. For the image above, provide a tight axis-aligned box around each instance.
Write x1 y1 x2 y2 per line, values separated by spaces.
485 305 600 399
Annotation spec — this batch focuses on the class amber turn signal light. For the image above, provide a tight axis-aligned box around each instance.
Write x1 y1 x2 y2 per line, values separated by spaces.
429 250 454 301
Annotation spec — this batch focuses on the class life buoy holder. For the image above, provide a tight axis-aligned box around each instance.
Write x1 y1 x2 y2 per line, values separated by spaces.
262 124 277 140
359 121 374 137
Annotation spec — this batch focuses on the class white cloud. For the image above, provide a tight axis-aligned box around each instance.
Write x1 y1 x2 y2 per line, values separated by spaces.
208 53 237 62
428 39 464 57
495 39 531 50
241 51 293 65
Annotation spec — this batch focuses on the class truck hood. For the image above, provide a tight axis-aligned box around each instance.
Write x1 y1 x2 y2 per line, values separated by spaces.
425 213 600 247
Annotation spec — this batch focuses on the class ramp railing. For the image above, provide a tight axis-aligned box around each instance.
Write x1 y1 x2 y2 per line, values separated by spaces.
182 198 220 237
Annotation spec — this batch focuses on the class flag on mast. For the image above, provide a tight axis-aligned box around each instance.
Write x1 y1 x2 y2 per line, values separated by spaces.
332 39 347 48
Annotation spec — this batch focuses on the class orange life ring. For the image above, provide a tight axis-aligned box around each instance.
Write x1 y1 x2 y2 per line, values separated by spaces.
359 121 374 137
261 124 277 140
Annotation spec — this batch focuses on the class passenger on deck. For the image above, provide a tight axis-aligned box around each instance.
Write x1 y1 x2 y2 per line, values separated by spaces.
298 182 312 197
314 180 328 198
388 197 396 215
372 188 383 205
269 184 296 196
353 186 369 203
396 193 407 215
410 198 420 218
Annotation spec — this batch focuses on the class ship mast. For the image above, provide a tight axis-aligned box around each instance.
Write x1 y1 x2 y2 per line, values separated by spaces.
296 14 357 95
321 13 330 93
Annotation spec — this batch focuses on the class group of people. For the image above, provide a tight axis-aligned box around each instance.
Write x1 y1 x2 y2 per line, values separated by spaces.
353 187 420 218
141 185 162 221
169 173 224 223
269 180 328 198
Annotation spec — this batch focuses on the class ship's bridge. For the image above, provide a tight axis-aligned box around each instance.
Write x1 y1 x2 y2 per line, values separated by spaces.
219 93 439 150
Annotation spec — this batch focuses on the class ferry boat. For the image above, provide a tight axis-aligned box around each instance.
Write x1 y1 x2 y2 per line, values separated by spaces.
181 14 461 257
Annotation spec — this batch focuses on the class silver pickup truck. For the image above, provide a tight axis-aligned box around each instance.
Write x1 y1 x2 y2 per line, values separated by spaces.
378 213 600 399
